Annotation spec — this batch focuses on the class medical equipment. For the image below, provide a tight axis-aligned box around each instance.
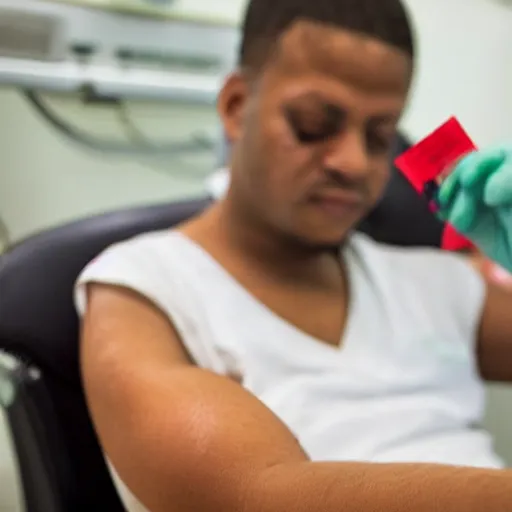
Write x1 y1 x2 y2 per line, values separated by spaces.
0 0 240 155
0 0 239 102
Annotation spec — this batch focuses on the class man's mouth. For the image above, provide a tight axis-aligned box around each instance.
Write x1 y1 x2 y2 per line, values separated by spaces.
309 191 364 218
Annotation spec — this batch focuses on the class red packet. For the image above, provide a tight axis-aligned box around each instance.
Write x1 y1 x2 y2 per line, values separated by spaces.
394 117 477 251
441 224 473 252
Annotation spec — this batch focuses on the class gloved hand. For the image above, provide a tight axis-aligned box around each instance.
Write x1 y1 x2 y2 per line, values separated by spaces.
436 147 512 272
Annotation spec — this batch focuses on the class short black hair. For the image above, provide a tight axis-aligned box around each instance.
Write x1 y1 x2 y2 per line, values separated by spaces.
238 0 414 73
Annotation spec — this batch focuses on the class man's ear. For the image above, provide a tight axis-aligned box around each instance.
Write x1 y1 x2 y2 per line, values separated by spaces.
217 72 250 143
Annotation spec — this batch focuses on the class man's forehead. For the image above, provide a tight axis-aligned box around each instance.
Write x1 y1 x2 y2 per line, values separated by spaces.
271 21 412 94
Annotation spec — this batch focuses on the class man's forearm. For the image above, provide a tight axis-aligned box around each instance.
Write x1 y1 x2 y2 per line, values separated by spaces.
245 461 511 511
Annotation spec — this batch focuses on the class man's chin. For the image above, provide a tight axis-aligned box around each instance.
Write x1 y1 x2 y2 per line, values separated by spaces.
292 225 353 251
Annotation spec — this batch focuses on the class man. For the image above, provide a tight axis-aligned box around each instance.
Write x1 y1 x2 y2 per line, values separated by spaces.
76 0 512 511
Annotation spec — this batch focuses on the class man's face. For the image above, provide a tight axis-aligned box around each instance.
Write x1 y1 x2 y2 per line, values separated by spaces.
218 21 412 246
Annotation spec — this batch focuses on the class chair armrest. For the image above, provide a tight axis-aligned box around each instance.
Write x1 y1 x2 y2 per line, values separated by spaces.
0 351 64 512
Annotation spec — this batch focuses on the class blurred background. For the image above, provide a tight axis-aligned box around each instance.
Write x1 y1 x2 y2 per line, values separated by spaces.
0 0 511 509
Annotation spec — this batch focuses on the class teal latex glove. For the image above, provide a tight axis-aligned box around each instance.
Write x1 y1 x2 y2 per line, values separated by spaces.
437 147 512 272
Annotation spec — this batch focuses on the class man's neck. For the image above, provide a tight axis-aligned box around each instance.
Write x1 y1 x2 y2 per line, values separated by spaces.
203 196 344 287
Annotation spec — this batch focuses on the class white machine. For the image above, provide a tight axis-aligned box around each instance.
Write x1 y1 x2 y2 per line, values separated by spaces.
0 0 240 103
0 0 239 157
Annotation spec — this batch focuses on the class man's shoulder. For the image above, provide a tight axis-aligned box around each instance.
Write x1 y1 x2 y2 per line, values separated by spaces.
81 229 189 279
348 232 477 282
103 229 186 257
75 229 195 315
348 233 486 330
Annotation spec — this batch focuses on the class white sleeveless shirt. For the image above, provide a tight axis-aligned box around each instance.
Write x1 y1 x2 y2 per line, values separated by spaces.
74 230 504 512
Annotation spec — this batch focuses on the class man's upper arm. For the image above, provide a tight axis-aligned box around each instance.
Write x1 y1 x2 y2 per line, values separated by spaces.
80 283 306 512
440 252 512 382
477 281 512 382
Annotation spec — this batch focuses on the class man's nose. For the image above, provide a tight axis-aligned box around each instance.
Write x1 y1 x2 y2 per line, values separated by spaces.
322 131 370 178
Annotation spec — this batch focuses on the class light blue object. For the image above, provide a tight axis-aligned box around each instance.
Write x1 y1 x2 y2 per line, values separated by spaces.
0 351 17 408
217 134 231 167
437 147 512 272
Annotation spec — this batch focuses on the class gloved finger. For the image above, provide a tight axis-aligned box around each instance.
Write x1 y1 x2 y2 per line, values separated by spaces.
484 162 512 207
437 167 466 210
457 148 507 189
438 188 479 233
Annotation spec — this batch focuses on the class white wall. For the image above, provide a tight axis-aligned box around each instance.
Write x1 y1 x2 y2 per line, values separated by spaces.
0 90 221 241
401 0 512 147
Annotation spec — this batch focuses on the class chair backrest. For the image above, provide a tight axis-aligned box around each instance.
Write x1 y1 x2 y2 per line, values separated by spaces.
0 135 446 511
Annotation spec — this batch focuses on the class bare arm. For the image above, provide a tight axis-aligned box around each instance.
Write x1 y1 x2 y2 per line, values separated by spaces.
477 281 512 382
81 283 512 512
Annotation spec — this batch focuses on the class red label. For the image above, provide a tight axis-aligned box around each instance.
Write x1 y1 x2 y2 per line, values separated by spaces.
441 224 474 252
394 117 476 251
395 117 476 192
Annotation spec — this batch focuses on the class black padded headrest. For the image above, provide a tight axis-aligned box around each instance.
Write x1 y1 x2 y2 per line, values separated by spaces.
358 134 445 246
0 198 211 385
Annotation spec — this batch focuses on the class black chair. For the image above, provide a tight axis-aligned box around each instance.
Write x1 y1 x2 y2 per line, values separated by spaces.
0 135 447 512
